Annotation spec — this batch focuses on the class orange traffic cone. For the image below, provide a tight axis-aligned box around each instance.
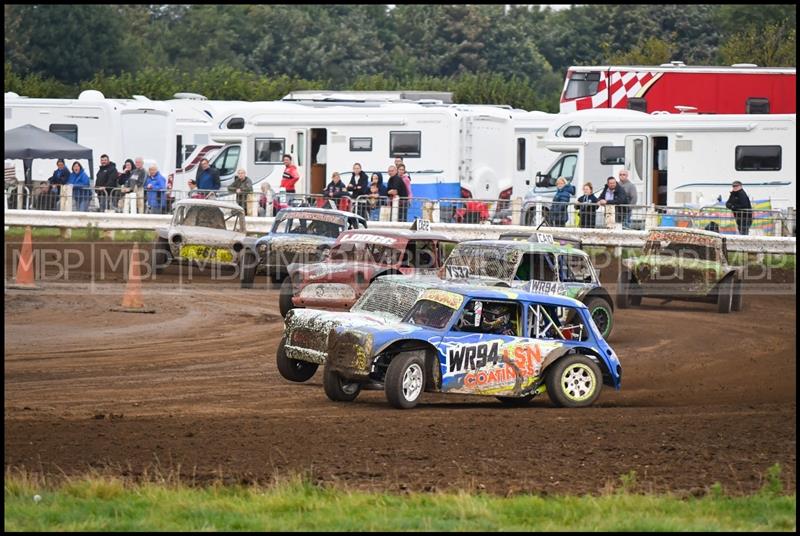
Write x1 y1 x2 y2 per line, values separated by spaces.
7 226 38 290
111 243 156 313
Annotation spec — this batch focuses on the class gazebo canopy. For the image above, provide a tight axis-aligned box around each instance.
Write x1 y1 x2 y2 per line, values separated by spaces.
4 124 94 184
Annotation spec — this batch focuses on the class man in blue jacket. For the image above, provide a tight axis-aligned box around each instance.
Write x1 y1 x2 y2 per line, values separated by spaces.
195 158 221 194
144 164 168 214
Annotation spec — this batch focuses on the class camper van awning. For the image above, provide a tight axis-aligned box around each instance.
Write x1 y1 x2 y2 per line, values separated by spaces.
591 122 757 134
4 124 94 160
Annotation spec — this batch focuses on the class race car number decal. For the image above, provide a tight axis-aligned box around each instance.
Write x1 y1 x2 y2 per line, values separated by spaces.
180 245 233 263
339 234 397 246
445 265 470 279
420 289 464 310
528 280 566 295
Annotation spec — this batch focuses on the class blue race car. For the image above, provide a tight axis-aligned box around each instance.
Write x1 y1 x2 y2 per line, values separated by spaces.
320 285 622 409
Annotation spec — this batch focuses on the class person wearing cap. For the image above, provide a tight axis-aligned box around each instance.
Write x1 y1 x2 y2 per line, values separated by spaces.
725 181 752 235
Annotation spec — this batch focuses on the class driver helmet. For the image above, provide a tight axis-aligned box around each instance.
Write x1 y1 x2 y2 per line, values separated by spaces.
482 303 511 332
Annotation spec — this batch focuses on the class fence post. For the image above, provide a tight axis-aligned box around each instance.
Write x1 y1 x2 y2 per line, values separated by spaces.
391 196 399 222
246 192 257 216
60 184 73 239
603 205 617 229
16 180 24 210
432 200 441 223
644 205 659 230
265 191 273 217
511 197 523 226
136 186 144 215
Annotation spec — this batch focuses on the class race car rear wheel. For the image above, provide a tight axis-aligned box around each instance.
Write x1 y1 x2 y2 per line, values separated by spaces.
584 297 614 339
496 394 535 406
545 354 603 408
239 250 257 289
152 238 171 275
279 277 295 317
323 364 361 402
276 337 318 382
616 270 630 309
717 277 733 314
385 352 425 409
731 279 744 312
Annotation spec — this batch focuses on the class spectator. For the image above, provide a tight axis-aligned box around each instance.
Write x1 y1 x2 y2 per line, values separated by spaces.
67 161 91 212
367 182 382 221
725 180 753 235
166 173 175 212
144 164 167 214
258 180 274 216
132 157 147 214
386 164 409 221
280 154 300 194
550 177 574 227
117 159 137 214
371 172 387 196
577 182 599 229
45 158 70 210
228 168 253 210
187 179 205 199
397 163 413 200
347 162 370 199
195 158 221 195
617 169 637 229
95 154 118 212
323 172 347 207
597 176 630 226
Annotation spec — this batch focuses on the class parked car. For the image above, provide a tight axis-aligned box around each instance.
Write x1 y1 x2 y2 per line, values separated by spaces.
618 227 745 313
152 199 247 273
442 233 616 339
281 229 457 317
318 286 622 409
277 275 442 382
240 207 367 289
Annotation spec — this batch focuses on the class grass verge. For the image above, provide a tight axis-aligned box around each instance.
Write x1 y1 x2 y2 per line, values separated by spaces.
4 469 796 531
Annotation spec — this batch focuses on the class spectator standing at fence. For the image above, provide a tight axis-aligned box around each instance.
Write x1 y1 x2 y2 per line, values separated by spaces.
132 157 147 214
117 159 136 213
550 177 574 227
68 161 91 212
397 163 413 200
324 172 348 208
280 154 300 194
195 158 221 196
228 168 253 210
386 165 408 221
46 158 70 210
258 181 274 216
577 182 599 229
597 176 629 226
725 180 753 235
95 154 118 213
187 179 205 199
144 164 167 214
617 169 637 229
367 182 382 221
371 172 387 196
347 163 370 199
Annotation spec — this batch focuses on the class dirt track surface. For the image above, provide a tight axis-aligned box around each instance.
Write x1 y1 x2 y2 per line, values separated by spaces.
4 241 797 496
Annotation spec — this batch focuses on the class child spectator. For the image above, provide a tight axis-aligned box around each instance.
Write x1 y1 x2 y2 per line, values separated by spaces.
367 182 381 221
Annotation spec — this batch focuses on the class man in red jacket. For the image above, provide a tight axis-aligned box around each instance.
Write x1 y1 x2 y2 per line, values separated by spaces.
280 154 300 194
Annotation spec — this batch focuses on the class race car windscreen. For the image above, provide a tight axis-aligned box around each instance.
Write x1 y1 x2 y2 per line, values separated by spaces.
173 205 244 232
273 214 344 238
352 279 425 319
404 299 456 330
328 242 402 265
644 237 719 262
445 244 521 282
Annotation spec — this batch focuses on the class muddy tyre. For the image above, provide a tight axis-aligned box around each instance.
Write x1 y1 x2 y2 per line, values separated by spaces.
239 250 257 289
323 364 361 402
731 279 744 312
385 352 426 409
717 277 733 314
279 277 295 317
616 270 630 309
584 296 614 340
276 337 318 382
545 354 603 408
496 394 535 406
152 238 171 275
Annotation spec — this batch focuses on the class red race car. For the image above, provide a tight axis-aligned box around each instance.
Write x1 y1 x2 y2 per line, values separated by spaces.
281 229 456 316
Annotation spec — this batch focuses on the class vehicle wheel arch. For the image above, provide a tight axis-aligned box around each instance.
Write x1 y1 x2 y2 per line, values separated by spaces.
583 288 614 311
541 347 613 386
374 340 441 391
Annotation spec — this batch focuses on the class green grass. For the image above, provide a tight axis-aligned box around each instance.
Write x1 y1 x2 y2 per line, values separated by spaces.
4 469 795 531
5 226 155 243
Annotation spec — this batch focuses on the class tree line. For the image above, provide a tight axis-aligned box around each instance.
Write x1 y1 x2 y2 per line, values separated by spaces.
4 4 796 111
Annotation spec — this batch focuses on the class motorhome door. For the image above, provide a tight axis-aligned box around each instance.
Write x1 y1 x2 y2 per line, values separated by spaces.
290 129 309 193
624 135 650 206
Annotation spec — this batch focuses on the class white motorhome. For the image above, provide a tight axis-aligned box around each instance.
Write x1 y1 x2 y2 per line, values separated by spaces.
4 91 175 182
528 109 796 211
175 99 516 200
509 109 559 197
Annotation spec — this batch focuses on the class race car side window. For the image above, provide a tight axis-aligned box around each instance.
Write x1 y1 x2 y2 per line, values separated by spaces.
521 253 556 281
273 217 289 233
454 299 520 336
528 303 588 341
438 241 457 266
563 255 594 283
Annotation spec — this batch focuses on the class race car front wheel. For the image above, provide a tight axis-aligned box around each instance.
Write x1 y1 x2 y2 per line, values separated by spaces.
239 251 257 289
584 297 614 340
731 279 744 312
717 277 733 314
385 352 425 409
323 364 361 402
545 354 603 408
276 337 318 382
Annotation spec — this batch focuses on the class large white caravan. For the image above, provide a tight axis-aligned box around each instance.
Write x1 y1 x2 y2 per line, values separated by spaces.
4 91 175 181
176 99 516 200
509 110 559 197
528 109 796 211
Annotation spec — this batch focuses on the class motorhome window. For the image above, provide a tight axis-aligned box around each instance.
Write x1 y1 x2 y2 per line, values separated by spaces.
560 154 577 182
254 138 285 164
212 145 241 176
49 124 78 143
517 138 526 171
564 71 601 99
350 137 372 152
563 126 582 138
735 146 781 171
537 154 577 188
227 117 245 129
390 131 421 158
627 97 647 112
600 146 625 165
746 98 770 114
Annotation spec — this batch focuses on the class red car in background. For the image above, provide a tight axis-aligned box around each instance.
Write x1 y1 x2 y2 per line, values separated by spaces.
280 229 457 316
